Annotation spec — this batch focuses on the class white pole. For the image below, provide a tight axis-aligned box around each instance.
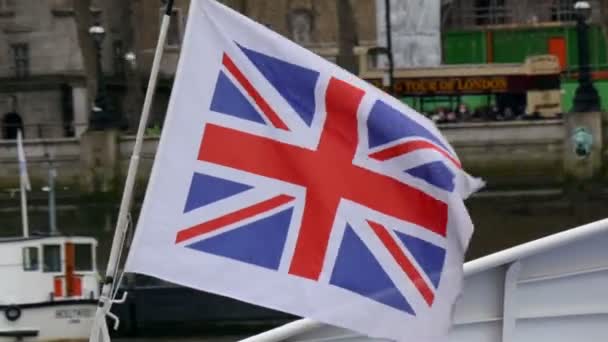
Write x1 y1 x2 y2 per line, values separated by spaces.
462 217 608 276
89 1 174 341
20 180 29 238
238 318 322 342
17 129 30 238
238 217 608 342
48 167 58 235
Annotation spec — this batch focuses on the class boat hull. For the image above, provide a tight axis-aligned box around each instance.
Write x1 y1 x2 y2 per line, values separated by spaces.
111 285 296 337
0 300 97 342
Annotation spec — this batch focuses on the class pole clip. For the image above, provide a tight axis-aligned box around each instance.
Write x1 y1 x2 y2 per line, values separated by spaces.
98 291 129 331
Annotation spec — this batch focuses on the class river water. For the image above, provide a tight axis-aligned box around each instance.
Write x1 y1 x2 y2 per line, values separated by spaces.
1 190 606 340
2 190 605 267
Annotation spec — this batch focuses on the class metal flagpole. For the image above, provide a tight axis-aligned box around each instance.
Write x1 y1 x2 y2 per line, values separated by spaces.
48 167 58 235
19 173 29 237
384 0 394 95
89 0 174 341
17 129 30 238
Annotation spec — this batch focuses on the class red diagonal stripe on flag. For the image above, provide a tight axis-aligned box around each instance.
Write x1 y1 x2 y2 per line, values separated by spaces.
370 140 462 169
176 194 295 243
367 220 435 306
222 54 290 131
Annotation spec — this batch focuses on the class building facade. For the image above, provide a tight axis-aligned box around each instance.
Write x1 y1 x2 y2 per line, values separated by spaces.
0 0 379 140
127 0 377 128
4 0 605 141
441 0 608 111
0 0 93 140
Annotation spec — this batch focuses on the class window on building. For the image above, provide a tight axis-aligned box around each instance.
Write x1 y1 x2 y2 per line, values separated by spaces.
74 243 93 271
0 0 15 16
288 9 313 45
43 244 61 273
113 40 124 76
551 0 577 22
474 0 507 25
11 43 29 78
22 247 39 271
2 111 23 139
165 9 183 47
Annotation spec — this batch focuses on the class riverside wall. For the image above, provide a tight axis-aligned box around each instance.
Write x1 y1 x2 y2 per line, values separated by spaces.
0 115 605 197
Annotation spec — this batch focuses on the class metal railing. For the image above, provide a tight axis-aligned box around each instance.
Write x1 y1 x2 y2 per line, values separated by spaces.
0 121 166 141
563 63 608 78
443 1 601 29
0 122 88 140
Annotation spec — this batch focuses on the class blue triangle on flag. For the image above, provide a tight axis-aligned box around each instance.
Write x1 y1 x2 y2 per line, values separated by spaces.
393 231 446 289
183 173 252 213
238 44 319 126
330 225 415 315
187 208 293 270
367 100 450 151
406 161 455 192
210 71 266 124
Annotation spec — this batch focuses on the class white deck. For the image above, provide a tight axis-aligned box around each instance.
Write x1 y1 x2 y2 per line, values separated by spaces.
450 229 608 342
243 219 608 342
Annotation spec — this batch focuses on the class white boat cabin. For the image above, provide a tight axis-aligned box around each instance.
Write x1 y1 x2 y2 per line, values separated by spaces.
0 235 99 305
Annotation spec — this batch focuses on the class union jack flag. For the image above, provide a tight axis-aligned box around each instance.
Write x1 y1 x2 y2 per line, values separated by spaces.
125 2 479 340
173 43 461 315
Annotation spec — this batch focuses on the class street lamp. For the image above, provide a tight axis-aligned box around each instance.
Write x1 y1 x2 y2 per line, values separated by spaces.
124 51 137 68
572 1 601 112
88 23 111 130
123 50 142 133
384 0 395 95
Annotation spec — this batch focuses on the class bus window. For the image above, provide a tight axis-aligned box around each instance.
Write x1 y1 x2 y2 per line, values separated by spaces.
74 243 93 271
22 247 39 271
43 244 61 272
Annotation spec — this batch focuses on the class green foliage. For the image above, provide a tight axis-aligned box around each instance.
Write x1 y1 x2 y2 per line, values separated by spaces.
146 124 162 136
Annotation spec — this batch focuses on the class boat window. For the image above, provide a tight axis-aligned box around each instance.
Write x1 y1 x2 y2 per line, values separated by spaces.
22 247 39 271
74 243 93 271
43 244 61 272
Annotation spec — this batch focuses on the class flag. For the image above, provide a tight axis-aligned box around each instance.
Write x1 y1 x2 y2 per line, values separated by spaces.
125 1 481 340
17 129 31 191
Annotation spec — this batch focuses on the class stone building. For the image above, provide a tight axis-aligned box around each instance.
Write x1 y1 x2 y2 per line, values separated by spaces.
131 0 378 128
0 0 156 140
0 0 378 139
220 0 377 60
441 0 608 112
443 0 602 29
0 0 92 140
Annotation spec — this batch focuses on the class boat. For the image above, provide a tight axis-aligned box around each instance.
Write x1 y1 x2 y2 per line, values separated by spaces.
240 218 608 342
0 132 100 341
109 218 608 341
0 235 100 341
111 276 295 337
